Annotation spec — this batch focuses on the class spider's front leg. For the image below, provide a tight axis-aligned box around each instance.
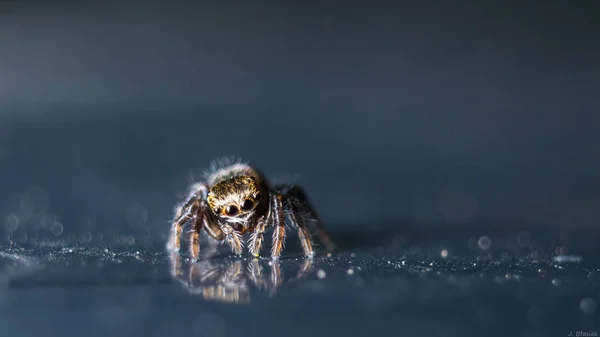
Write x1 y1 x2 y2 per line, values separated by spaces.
190 209 226 261
167 188 204 252
188 213 203 261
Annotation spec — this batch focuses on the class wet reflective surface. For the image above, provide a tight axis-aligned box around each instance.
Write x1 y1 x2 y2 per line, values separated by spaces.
1 227 599 337
168 252 316 304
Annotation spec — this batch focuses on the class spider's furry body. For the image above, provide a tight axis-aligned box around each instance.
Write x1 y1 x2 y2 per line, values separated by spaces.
167 159 335 260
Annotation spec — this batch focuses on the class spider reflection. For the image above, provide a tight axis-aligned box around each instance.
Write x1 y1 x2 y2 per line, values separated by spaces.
169 253 314 304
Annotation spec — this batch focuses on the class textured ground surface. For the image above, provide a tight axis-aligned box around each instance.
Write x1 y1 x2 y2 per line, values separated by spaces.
1 228 599 337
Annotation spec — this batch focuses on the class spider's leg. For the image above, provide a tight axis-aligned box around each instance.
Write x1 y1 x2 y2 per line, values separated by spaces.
283 184 336 253
269 193 287 260
216 261 250 304
283 258 314 286
188 261 225 296
248 217 267 257
296 257 314 279
167 183 208 252
283 192 315 257
168 251 218 292
196 209 225 259
268 259 283 297
220 223 244 255
167 198 200 252
224 260 245 281
188 212 204 261
190 260 222 285
169 251 184 279
247 258 267 290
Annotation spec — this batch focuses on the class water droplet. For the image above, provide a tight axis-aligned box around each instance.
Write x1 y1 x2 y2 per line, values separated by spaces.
50 221 64 236
553 255 583 263
517 231 531 247
79 232 92 243
317 270 326 279
441 249 449 258
478 236 492 250
580 297 597 315
5 214 19 232
527 305 542 324
124 236 135 245
346 268 354 275
551 278 562 287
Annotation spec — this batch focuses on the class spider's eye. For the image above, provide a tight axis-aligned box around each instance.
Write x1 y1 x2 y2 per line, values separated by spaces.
240 199 254 211
254 192 262 200
224 205 239 217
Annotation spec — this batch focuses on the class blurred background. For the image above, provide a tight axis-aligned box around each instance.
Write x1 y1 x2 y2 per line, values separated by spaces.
1 0 599 248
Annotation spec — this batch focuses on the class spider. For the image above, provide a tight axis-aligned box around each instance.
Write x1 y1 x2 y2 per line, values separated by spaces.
166 158 336 260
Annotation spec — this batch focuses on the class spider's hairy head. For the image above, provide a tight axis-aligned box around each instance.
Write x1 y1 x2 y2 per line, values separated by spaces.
206 175 263 221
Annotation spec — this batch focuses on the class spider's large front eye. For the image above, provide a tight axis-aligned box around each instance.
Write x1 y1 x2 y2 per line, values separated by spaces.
240 199 254 211
224 205 239 217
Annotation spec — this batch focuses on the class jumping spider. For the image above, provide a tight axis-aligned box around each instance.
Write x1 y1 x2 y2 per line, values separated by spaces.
167 159 336 260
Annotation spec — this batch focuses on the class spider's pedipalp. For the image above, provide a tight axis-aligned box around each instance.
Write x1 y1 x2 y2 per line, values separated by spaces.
202 210 226 241
221 223 244 255
247 217 267 257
